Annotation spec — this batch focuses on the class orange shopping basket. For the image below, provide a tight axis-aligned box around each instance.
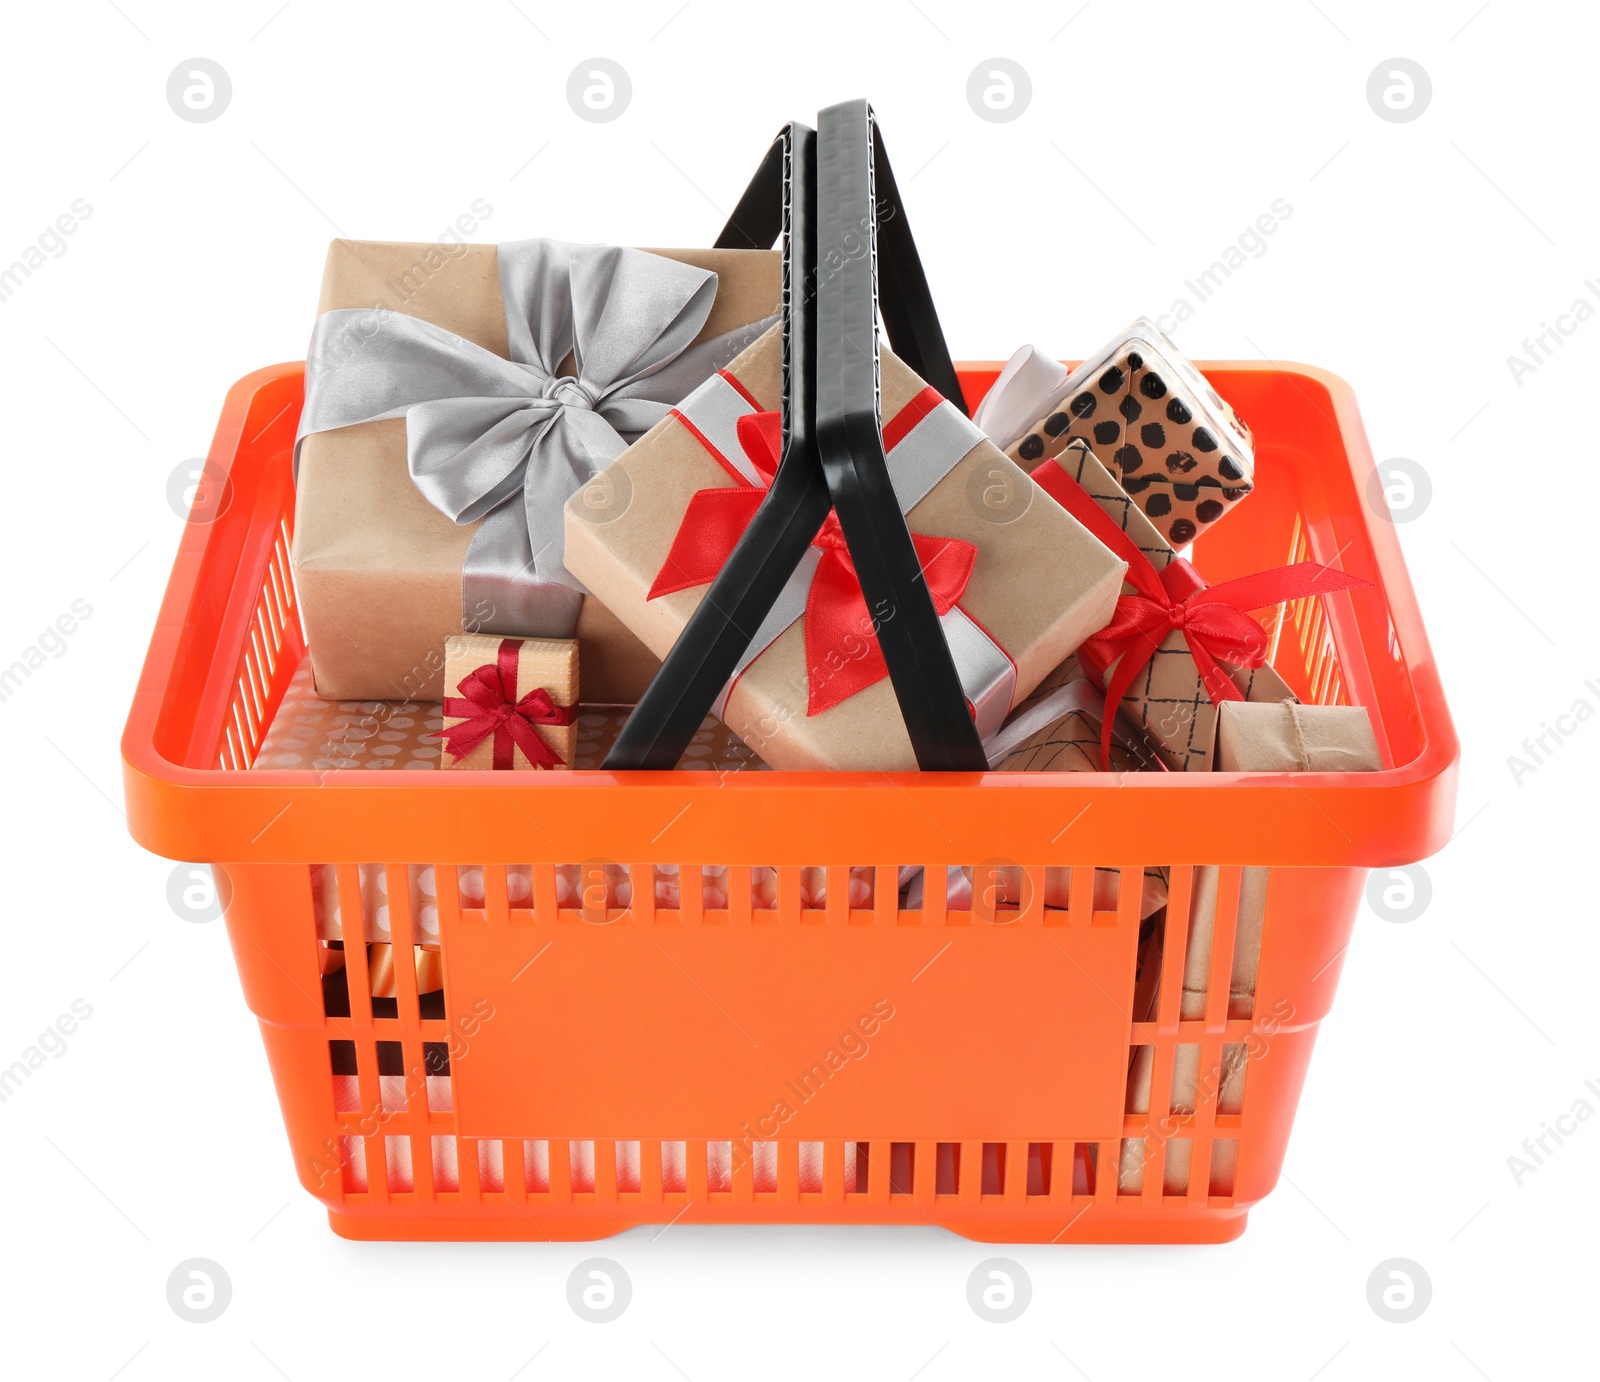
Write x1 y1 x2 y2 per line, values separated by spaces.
121 106 1457 1245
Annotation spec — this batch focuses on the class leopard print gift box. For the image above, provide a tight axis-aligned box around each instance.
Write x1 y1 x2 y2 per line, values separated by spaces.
1002 318 1254 548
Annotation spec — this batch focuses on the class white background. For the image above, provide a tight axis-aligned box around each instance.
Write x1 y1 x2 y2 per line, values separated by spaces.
1 0 1591 1377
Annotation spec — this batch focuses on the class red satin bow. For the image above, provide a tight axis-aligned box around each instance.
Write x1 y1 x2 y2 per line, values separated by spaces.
1030 459 1371 769
650 409 978 715
435 637 574 769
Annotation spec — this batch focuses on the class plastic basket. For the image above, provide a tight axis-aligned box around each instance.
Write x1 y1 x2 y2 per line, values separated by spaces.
121 355 1457 1243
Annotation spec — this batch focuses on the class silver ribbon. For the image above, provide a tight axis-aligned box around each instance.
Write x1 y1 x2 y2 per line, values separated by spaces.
296 238 777 637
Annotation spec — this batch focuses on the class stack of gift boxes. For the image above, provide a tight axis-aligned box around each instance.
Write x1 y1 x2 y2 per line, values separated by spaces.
278 235 1379 787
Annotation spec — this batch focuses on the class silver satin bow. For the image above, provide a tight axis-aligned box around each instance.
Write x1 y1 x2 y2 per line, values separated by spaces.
296 238 776 637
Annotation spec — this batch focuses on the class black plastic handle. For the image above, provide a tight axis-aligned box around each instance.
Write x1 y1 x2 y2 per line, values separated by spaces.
714 117 967 418
605 125 828 770
606 105 984 771
712 134 787 252
859 114 967 417
813 99 985 770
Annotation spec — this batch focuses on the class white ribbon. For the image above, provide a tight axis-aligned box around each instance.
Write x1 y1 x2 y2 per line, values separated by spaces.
970 344 1070 451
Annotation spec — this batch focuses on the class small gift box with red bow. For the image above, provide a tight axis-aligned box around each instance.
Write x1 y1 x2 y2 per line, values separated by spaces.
1029 439 1368 771
436 633 578 770
562 324 1126 771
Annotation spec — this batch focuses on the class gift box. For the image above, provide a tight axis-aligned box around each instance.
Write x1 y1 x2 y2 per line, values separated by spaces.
293 238 781 703
974 321 1255 549
437 634 578 770
1031 439 1310 772
1216 699 1383 774
562 324 1126 771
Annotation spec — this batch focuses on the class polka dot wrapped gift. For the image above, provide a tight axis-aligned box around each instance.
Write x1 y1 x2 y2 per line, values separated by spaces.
974 318 1256 550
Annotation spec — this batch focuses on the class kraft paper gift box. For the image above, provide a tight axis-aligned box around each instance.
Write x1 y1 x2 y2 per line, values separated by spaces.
293 238 781 703
562 324 1127 772
437 633 578 771
973 320 1255 549
1118 700 1382 1194
1031 439 1304 773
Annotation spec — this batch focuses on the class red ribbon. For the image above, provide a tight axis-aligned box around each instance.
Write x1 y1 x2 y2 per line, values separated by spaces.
650 409 978 716
1029 459 1371 770
435 637 574 769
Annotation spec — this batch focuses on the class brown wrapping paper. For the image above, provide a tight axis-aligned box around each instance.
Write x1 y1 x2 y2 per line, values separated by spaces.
439 633 579 770
1003 323 1254 548
563 326 1126 771
1216 700 1384 774
1118 700 1382 1194
994 654 1163 773
1038 439 1296 771
293 240 781 703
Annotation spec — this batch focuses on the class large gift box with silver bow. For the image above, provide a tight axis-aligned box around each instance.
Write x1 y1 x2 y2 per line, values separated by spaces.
562 324 1127 771
293 238 779 702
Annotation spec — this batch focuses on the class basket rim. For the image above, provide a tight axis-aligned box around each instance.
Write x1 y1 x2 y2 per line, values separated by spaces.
121 360 1458 868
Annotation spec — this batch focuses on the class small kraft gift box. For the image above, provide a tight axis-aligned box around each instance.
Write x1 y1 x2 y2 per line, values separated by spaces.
292 238 780 704
562 323 1127 771
436 633 578 771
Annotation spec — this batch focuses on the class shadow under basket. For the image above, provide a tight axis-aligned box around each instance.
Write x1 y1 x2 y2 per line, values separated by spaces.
121 360 1456 1243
